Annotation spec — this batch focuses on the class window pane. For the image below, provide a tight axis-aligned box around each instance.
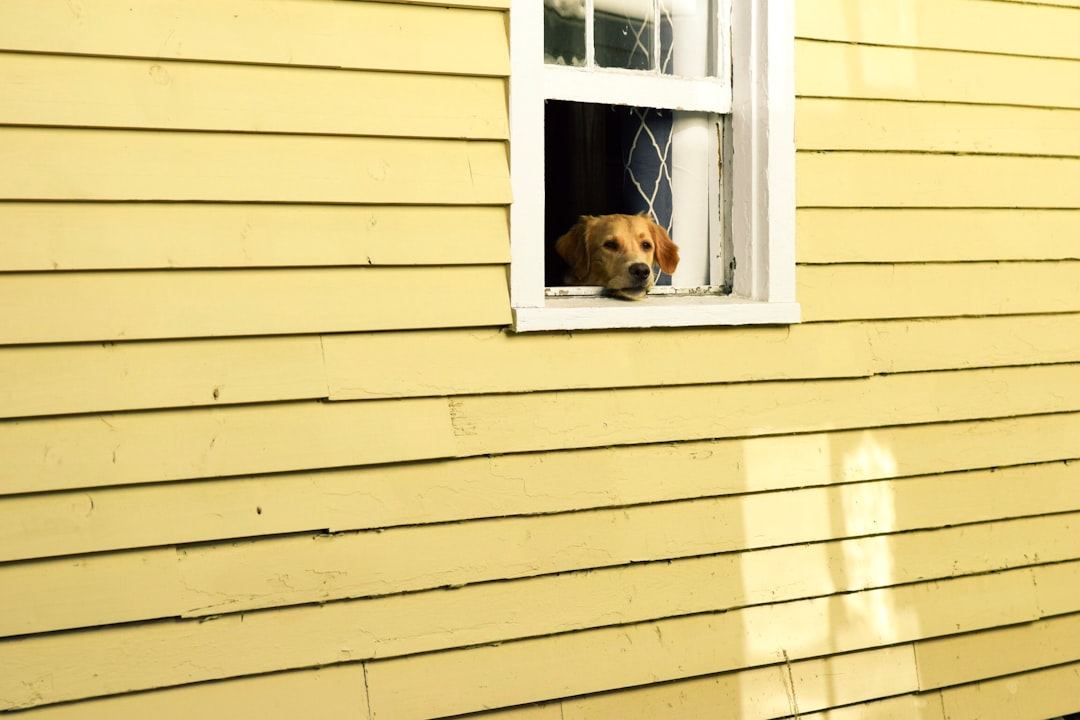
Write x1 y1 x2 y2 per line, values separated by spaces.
544 0 586 67
595 0 655 71
665 0 718 78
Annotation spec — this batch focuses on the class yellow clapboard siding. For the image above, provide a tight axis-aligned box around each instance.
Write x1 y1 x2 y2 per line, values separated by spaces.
0 398 456 496
171 489 1080 618
797 153 1080 208
0 53 508 139
449 364 1080 457
470 706 561 720
375 0 509 6
0 0 508 76
1033 559 1080 617
324 315 1080 403
560 645 917 720
867 314 1080 373
916 611 1080 691
969 0 1080 8
324 322 871 401
8 494 1078 636
797 99 1080 156
363 569 1040 719
797 693 946 720
0 566 1043 711
797 209 1080 263
0 267 510 345
796 40 1080 109
12 665 369 720
561 665 787 720
799 263 1080 322
797 0 1080 61
0 337 327 420
0 549 179 638
0 129 511 204
5 412 1080 563
940 661 1080 720
0 204 510 271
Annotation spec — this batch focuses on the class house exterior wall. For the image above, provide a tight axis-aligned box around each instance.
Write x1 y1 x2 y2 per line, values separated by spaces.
1 0 1079 718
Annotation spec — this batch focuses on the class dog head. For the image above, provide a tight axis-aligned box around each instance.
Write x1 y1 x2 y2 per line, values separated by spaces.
555 213 680 300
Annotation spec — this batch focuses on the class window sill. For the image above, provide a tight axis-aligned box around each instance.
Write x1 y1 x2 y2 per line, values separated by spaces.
511 295 801 332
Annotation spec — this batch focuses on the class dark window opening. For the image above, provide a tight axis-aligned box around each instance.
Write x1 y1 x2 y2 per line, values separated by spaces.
544 99 675 287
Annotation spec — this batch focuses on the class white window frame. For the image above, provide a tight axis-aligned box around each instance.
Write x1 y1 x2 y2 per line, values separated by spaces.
509 0 799 332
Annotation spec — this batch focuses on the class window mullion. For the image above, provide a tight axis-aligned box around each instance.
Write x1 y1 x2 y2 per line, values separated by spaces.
585 0 596 68
652 0 661 73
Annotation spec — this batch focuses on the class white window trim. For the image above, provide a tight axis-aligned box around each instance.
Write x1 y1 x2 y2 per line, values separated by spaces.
508 0 799 332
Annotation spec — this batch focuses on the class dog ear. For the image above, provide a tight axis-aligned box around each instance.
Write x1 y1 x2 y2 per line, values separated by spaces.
648 219 680 274
555 215 594 283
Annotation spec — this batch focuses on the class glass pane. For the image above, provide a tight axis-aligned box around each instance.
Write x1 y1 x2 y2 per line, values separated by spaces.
544 0 586 66
664 0 718 77
595 0 655 71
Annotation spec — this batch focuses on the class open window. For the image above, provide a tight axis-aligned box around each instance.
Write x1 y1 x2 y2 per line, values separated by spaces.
510 0 800 331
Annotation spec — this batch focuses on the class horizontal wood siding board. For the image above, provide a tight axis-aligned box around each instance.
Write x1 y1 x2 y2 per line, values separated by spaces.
7 315 1066 423
363 0 511 7
1032 560 1080 617
797 153 1080 208
940 661 1080 720
559 645 918 720
7 665 370 720
0 337 328 420
0 0 509 76
0 204 511 271
469 707 561 720
916 610 1080 691
11 363 1080 496
796 98 1080 156
0 53 509 139
796 0 1080 61
449 364 1080 457
324 323 873 400
798 262 1080 321
796 40 1080 109
5 413 1080 562
361 569 1041 719
0 398 457 496
0 267 511 345
995 0 1080 6
0 567 1044 711
797 209 1080 263
9 496 1071 634
0 129 511 204
867 314 1080 373
325 315 1080 401
170 482 1077 616
1 549 182 638
796 693 946 720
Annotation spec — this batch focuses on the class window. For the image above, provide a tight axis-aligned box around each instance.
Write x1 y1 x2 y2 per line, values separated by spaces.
509 0 799 331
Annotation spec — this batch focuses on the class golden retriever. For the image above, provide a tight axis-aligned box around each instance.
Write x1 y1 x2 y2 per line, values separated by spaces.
555 213 679 300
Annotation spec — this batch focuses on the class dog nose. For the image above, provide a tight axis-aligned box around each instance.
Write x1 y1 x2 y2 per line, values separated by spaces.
629 263 651 282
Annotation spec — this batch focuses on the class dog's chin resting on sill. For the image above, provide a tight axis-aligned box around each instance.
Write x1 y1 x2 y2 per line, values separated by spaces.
554 213 680 301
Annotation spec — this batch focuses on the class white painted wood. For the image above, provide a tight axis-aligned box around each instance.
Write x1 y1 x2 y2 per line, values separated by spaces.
513 296 801 331
509 1 546 309
731 0 797 303
510 0 798 329
542 66 731 112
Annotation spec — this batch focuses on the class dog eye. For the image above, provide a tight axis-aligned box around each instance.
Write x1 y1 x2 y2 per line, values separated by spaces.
603 240 619 250
641 241 653 250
